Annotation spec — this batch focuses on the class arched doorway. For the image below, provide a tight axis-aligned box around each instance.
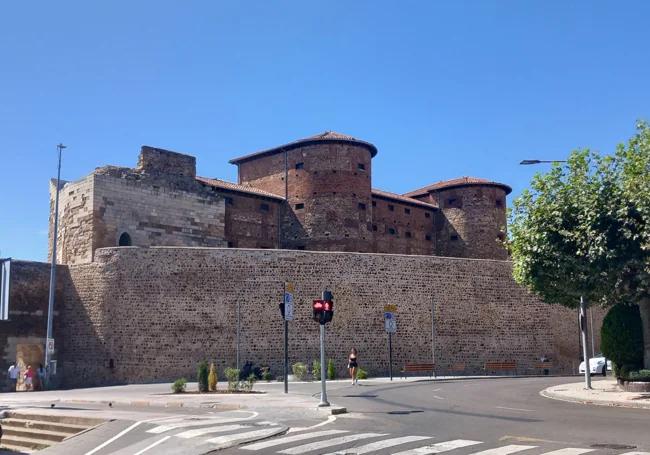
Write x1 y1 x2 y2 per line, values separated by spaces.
118 232 132 246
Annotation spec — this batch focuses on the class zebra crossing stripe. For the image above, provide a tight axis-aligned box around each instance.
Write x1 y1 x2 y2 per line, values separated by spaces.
175 424 256 439
393 439 483 455
147 417 247 434
278 433 387 454
538 449 594 455
241 429 350 451
324 435 433 454
468 444 537 455
205 427 283 445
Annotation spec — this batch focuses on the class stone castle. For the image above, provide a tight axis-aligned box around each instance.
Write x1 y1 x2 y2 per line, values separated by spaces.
49 131 511 264
1 131 601 390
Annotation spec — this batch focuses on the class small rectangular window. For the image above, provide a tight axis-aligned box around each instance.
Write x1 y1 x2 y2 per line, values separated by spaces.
496 199 503 207
372 225 377 231
388 228 395 235
358 203 366 210
451 234 458 241
448 198 457 206
260 203 269 213
425 212 431 218
297 246 305 250
426 235 432 241
372 201 376 207
358 163 366 170
296 162 304 169
388 204 394 211
225 197 234 206
227 242 234 248
295 203 304 210
406 232 412 238
405 208 410 214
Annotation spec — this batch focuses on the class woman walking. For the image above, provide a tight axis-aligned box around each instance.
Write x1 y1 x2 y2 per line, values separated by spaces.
23 366 34 391
348 348 358 385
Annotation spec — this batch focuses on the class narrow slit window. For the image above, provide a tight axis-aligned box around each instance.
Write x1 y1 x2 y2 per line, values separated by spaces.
425 212 431 218
260 203 269 213
358 163 366 170
358 203 366 210
406 232 412 238
295 203 304 210
225 197 234 206
405 208 410 214
496 199 503 207
388 228 395 235
295 162 304 169
372 225 378 231
426 235 432 241
451 234 458 241
388 204 394 211
448 198 457 206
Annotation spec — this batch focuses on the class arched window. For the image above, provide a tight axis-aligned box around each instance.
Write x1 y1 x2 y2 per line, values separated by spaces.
118 232 132 246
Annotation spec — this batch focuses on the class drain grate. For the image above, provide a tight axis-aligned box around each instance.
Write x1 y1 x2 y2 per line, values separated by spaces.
591 444 636 450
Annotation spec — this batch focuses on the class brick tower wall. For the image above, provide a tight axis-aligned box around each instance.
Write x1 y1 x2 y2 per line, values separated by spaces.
371 197 435 255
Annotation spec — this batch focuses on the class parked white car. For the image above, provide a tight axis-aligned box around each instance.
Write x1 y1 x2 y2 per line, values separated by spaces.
579 354 612 376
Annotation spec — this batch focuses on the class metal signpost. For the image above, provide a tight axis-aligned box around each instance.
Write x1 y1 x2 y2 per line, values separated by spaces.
431 296 435 366
579 296 592 389
385 304 397 381
284 282 294 395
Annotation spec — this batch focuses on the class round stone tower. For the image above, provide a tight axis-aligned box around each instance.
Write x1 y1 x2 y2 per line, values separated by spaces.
231 131 377 252
405 177 511 260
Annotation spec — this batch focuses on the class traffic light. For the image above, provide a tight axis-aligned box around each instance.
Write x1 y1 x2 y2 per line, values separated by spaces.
313 300 324 323
323 292 334 324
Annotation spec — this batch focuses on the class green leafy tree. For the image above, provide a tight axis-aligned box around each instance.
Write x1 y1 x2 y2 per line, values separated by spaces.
312 360 321 379
198 361 209 392
509 121 650 368
601 304 644 367
327 359 337 380
208 363 218 391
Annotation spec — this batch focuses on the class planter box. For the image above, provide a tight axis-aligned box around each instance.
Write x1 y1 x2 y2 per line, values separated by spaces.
617 380 650 393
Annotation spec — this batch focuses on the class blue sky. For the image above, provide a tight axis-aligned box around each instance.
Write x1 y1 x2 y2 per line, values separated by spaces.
1 1 649 261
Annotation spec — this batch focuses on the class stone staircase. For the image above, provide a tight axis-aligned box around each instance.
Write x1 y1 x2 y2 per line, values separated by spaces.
0 411 105 453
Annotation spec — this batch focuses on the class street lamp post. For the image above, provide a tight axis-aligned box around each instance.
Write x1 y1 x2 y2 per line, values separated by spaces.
45 143 65 388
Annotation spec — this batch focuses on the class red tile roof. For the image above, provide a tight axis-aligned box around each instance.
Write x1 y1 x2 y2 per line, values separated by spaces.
403 176 512 197
196 176 285 200
372 189 438 209
229 131 378 164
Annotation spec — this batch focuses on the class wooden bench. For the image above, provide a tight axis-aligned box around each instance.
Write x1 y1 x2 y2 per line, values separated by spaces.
450 363 466 375
534 361 553 374
485 361 517 375
401 363 436 378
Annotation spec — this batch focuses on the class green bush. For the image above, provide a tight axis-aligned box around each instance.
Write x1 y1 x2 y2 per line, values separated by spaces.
356 367 368 380
224 368 240 391
172 378 187 393
600 304 644 368
327 359 337 380
627 369 650 381
619 364 646 381
198 361 209 392
292 362 308 381
240 373 258 391
312 360 321 379
208 363 218 391
261 370 274 381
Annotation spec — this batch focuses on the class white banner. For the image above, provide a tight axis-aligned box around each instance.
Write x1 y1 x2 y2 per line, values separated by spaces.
0 259 10 321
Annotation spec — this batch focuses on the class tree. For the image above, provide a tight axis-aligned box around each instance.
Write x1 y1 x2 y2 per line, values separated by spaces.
509 122 650 368
601 305 643 367
198 361 209 392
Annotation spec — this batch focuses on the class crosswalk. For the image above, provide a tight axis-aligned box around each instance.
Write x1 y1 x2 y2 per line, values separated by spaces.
136 415 650 455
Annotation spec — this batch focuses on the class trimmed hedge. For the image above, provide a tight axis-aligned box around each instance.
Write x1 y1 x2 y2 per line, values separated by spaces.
600 304 643 367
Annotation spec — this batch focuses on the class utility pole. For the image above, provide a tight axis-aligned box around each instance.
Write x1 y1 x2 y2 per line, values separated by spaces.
580 296 592 389
237 301 241 370
431 296 435 367
45 143 65 388
318 290 331 407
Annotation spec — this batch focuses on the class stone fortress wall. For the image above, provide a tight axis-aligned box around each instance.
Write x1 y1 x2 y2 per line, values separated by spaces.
53 247 602 388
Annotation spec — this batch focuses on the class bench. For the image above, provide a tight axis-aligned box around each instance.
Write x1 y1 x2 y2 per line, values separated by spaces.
485 361 517 375
401 363 436 378
450 363 466 375
534 361 552 374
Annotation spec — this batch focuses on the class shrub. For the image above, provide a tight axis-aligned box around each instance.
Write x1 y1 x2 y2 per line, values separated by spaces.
240 373 258 391
261 370 274 381
198 361 209 392
208 363 218 391
292 362 308 381
224 368 240 391
172 378 187 394
356 367 369 380
627 369 650 382
601 304 644 368
327 359 337 380
240 361 262 380
312 360 321 380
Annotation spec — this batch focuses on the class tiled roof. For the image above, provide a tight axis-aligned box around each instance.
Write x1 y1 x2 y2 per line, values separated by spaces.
196 176 285 200
403 176 512 197
229 131 378 164
372 189 438 209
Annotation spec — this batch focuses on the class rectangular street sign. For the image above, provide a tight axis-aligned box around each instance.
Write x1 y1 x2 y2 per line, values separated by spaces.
284 282 294 321
46 338 55 354
385 312 396 333
384 304 397 313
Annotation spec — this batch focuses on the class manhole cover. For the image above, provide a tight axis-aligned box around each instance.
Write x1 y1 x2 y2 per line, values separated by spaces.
591 444 636 450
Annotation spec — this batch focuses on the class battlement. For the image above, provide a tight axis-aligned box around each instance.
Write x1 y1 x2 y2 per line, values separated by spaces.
137 146 197 178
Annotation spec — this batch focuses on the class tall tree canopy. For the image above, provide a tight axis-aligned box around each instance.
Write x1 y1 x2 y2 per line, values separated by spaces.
509 122 650 368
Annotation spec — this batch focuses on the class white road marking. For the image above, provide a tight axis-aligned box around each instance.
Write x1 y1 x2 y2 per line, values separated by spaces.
432 389 441 392
83 421 142 455
539 449 594 455
147 417 247 434
494 406 534 413
468 444 537 455
433 395 444 400
205 426 282 445
133 436 171 455
619 453 650 455
278 433 387 454
393 438 483 455
241 429 349 451
287 415 337 433
324 435 433 454
175 423 254 439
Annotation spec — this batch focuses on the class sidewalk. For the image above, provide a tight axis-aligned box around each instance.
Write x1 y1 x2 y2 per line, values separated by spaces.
542 378 650 409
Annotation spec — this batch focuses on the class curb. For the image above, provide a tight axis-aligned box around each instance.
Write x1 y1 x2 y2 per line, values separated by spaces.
56 399 241 410
540 388 650 410
316 405 347 415
204 424 289 453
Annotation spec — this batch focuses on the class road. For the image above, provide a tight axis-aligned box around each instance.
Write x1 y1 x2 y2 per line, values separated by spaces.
10 376 649 455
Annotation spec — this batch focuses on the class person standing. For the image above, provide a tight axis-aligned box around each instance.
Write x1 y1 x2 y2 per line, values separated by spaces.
348 348 358 385
37 364 46 391
23 366 34 391
7 362 20 392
